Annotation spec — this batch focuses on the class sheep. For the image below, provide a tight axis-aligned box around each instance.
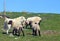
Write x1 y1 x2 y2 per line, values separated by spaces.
26 16 42 28
12 16 25 36
31 22 41 36
3 17 13 34
12 22 25 36
3 16 26 35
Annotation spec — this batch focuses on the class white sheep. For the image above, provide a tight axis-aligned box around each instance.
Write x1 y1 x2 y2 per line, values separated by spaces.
3 17 13 34
31 22 41 36
3 16 26 35
12 16 25 36
26 16 42 28
12 22 25 36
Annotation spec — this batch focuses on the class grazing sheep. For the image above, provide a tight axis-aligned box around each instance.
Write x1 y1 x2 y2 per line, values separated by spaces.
12 16 25 36
26 16 42 28
3 16 26 35
3 17 13 34
31 22 41 36
12 23 25 36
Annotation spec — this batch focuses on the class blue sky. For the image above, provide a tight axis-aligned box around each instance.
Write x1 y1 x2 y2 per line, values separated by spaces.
0 0 60 13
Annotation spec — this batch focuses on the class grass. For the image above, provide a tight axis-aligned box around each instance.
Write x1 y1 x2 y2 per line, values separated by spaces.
0 12 60 41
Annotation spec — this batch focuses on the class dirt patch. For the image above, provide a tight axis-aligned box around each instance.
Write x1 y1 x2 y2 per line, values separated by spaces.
41 30 60 35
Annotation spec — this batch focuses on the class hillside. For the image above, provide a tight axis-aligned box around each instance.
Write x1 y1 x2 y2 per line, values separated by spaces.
0 12 60 41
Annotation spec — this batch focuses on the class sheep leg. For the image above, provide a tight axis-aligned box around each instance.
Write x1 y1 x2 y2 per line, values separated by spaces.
30 24 32 29
17 29 20 36
12 29 15 35
6 27 10 34
32 29 34 35
38 30 41 36
12 28 17 35
21 28 25 36
6 24 11 34
6 30 9 34
34 30 37 36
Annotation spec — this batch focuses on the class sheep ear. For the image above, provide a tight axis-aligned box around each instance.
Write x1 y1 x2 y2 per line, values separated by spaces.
8 20 12 24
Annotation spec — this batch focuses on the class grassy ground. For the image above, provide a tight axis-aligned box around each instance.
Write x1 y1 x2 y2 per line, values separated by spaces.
0 12 60 41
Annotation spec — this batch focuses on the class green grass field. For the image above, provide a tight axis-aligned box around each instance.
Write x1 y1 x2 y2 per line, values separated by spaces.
0 12 60 41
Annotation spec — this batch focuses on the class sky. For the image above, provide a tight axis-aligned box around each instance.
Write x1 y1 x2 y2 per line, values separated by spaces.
0 0 60 13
